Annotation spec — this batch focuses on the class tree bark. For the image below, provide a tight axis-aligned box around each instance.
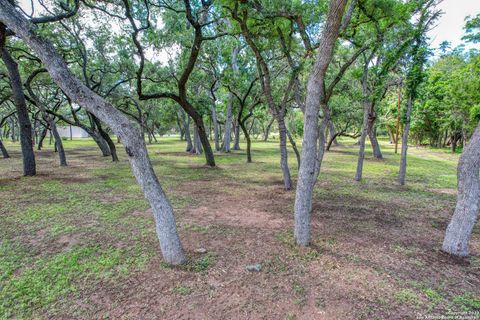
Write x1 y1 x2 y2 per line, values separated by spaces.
355 100 370 181
0 139 9 158
442 121 480 256
223 46 240 152
38 126 47 150
367 113 383 159
181 110 193 152
398 94 413 185
263 117 274 141
327 120 339 146
239 118 252 163
1 48 36 176
294 0 347 246
0 1 186 264
233 117 240 150
26 70 67 166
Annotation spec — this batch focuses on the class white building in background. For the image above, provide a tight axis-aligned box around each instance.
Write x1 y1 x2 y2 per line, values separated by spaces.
56 126 89 138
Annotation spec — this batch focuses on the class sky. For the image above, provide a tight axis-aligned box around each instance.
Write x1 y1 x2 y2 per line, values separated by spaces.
16 0 480 52
427 0 480 51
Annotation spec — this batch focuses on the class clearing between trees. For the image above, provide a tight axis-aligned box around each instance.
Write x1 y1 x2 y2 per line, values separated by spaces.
0 138 478 319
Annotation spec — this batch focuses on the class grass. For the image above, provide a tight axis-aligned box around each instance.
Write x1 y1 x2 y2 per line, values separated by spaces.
0 136 478 318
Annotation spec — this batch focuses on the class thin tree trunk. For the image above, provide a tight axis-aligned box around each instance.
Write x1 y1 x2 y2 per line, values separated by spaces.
263 117 274 142
442 121 480 257
355 101 370 181
277 114 293 190
223 46 240 152
26 71 67 166
1 48 36 176
239 119 252 163
287 129 301 169
293 0 347 246
233 117 240 150
182 110 193 152
398 94 413 185
328 120 339 146
0 2 186 264
93 115 118 162
38 127 47 150
0 139 9 158
367 116 383 159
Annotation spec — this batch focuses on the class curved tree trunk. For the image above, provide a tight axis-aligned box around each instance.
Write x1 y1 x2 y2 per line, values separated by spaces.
287 129 301 169
51 123 67 166
0 2 186 264
328 120 339 146
37 127 47 150
1 48 36 176
294 0 347 246
93 115 118 162
239 119 252 163
442 121 480 257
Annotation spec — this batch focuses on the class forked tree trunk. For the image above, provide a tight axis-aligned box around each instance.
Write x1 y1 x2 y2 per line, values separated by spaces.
442 121 480 257
294 0 347 246
26 71 67 166
1 48 36 176
398 94 413 185
0 2 186 264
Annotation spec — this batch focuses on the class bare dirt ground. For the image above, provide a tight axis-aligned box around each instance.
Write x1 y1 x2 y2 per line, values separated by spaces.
0 140 479 319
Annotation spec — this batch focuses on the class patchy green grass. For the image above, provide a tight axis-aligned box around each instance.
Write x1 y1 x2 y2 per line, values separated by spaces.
0 136 478 319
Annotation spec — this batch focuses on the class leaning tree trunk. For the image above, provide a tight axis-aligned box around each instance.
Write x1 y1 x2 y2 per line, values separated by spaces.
294 0 347 247
93 115 118 162
0 1 186 264
286 129 301 169
26 73 67 166
263 117 274 142
1 48 36 176
0 139 9 158
38 127 47 150
367 112 383 159
442 121 480 257
398 94 413 185
328 120 339 146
